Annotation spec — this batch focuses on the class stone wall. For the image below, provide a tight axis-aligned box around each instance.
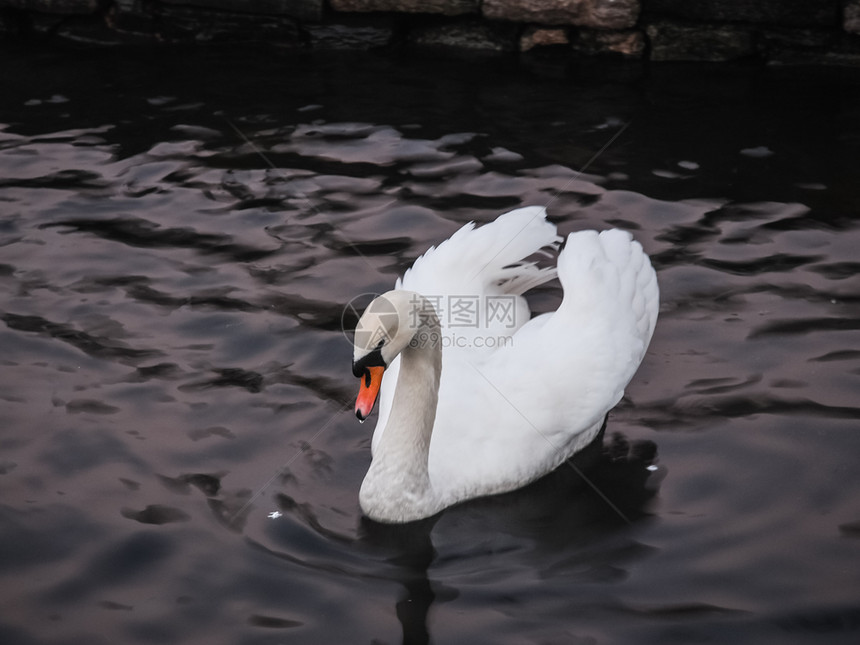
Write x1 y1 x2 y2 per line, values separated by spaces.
1 0 859 64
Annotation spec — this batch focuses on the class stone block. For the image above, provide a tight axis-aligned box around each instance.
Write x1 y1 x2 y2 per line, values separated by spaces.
647 20 755 61
160 0 323 22
158 3 303 43
330 0 478 15
573 28 645 56
757 34 855 65
759 27 833 52
0 0 98 14
305 16 394 49
483 0 640 30
410 20 518 52
520 26 569 51
642 0 839 29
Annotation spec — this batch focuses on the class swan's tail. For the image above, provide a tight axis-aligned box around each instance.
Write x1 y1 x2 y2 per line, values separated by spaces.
557 229 659 357
400 206 560 296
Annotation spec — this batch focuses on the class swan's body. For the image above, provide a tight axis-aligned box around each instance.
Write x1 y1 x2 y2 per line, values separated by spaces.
352 206 659 523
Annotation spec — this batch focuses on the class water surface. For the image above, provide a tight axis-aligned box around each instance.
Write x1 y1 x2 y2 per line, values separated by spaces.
1 46 860 644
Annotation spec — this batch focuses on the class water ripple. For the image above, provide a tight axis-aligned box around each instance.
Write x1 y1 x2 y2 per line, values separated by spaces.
42 217 277 261
1 47 860 645
1 313 162 363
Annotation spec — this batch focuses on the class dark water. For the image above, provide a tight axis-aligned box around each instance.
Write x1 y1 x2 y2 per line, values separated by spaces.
1 45 860 644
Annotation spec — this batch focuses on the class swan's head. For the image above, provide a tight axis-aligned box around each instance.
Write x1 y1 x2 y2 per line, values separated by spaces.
351 290 424 421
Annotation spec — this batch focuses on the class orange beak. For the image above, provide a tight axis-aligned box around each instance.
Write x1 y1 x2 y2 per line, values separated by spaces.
355 366 385 421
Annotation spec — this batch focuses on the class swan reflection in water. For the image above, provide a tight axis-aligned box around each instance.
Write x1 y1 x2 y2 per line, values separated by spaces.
360 426 661 645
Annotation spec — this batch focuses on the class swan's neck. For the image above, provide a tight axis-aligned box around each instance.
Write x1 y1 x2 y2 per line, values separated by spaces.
360 314 443 523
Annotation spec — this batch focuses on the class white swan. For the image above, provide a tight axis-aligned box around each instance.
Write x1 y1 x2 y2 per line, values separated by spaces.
352 206 659 523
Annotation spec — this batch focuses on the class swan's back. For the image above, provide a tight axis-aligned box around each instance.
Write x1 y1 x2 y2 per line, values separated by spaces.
427 227 659 504
366 207 659 511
